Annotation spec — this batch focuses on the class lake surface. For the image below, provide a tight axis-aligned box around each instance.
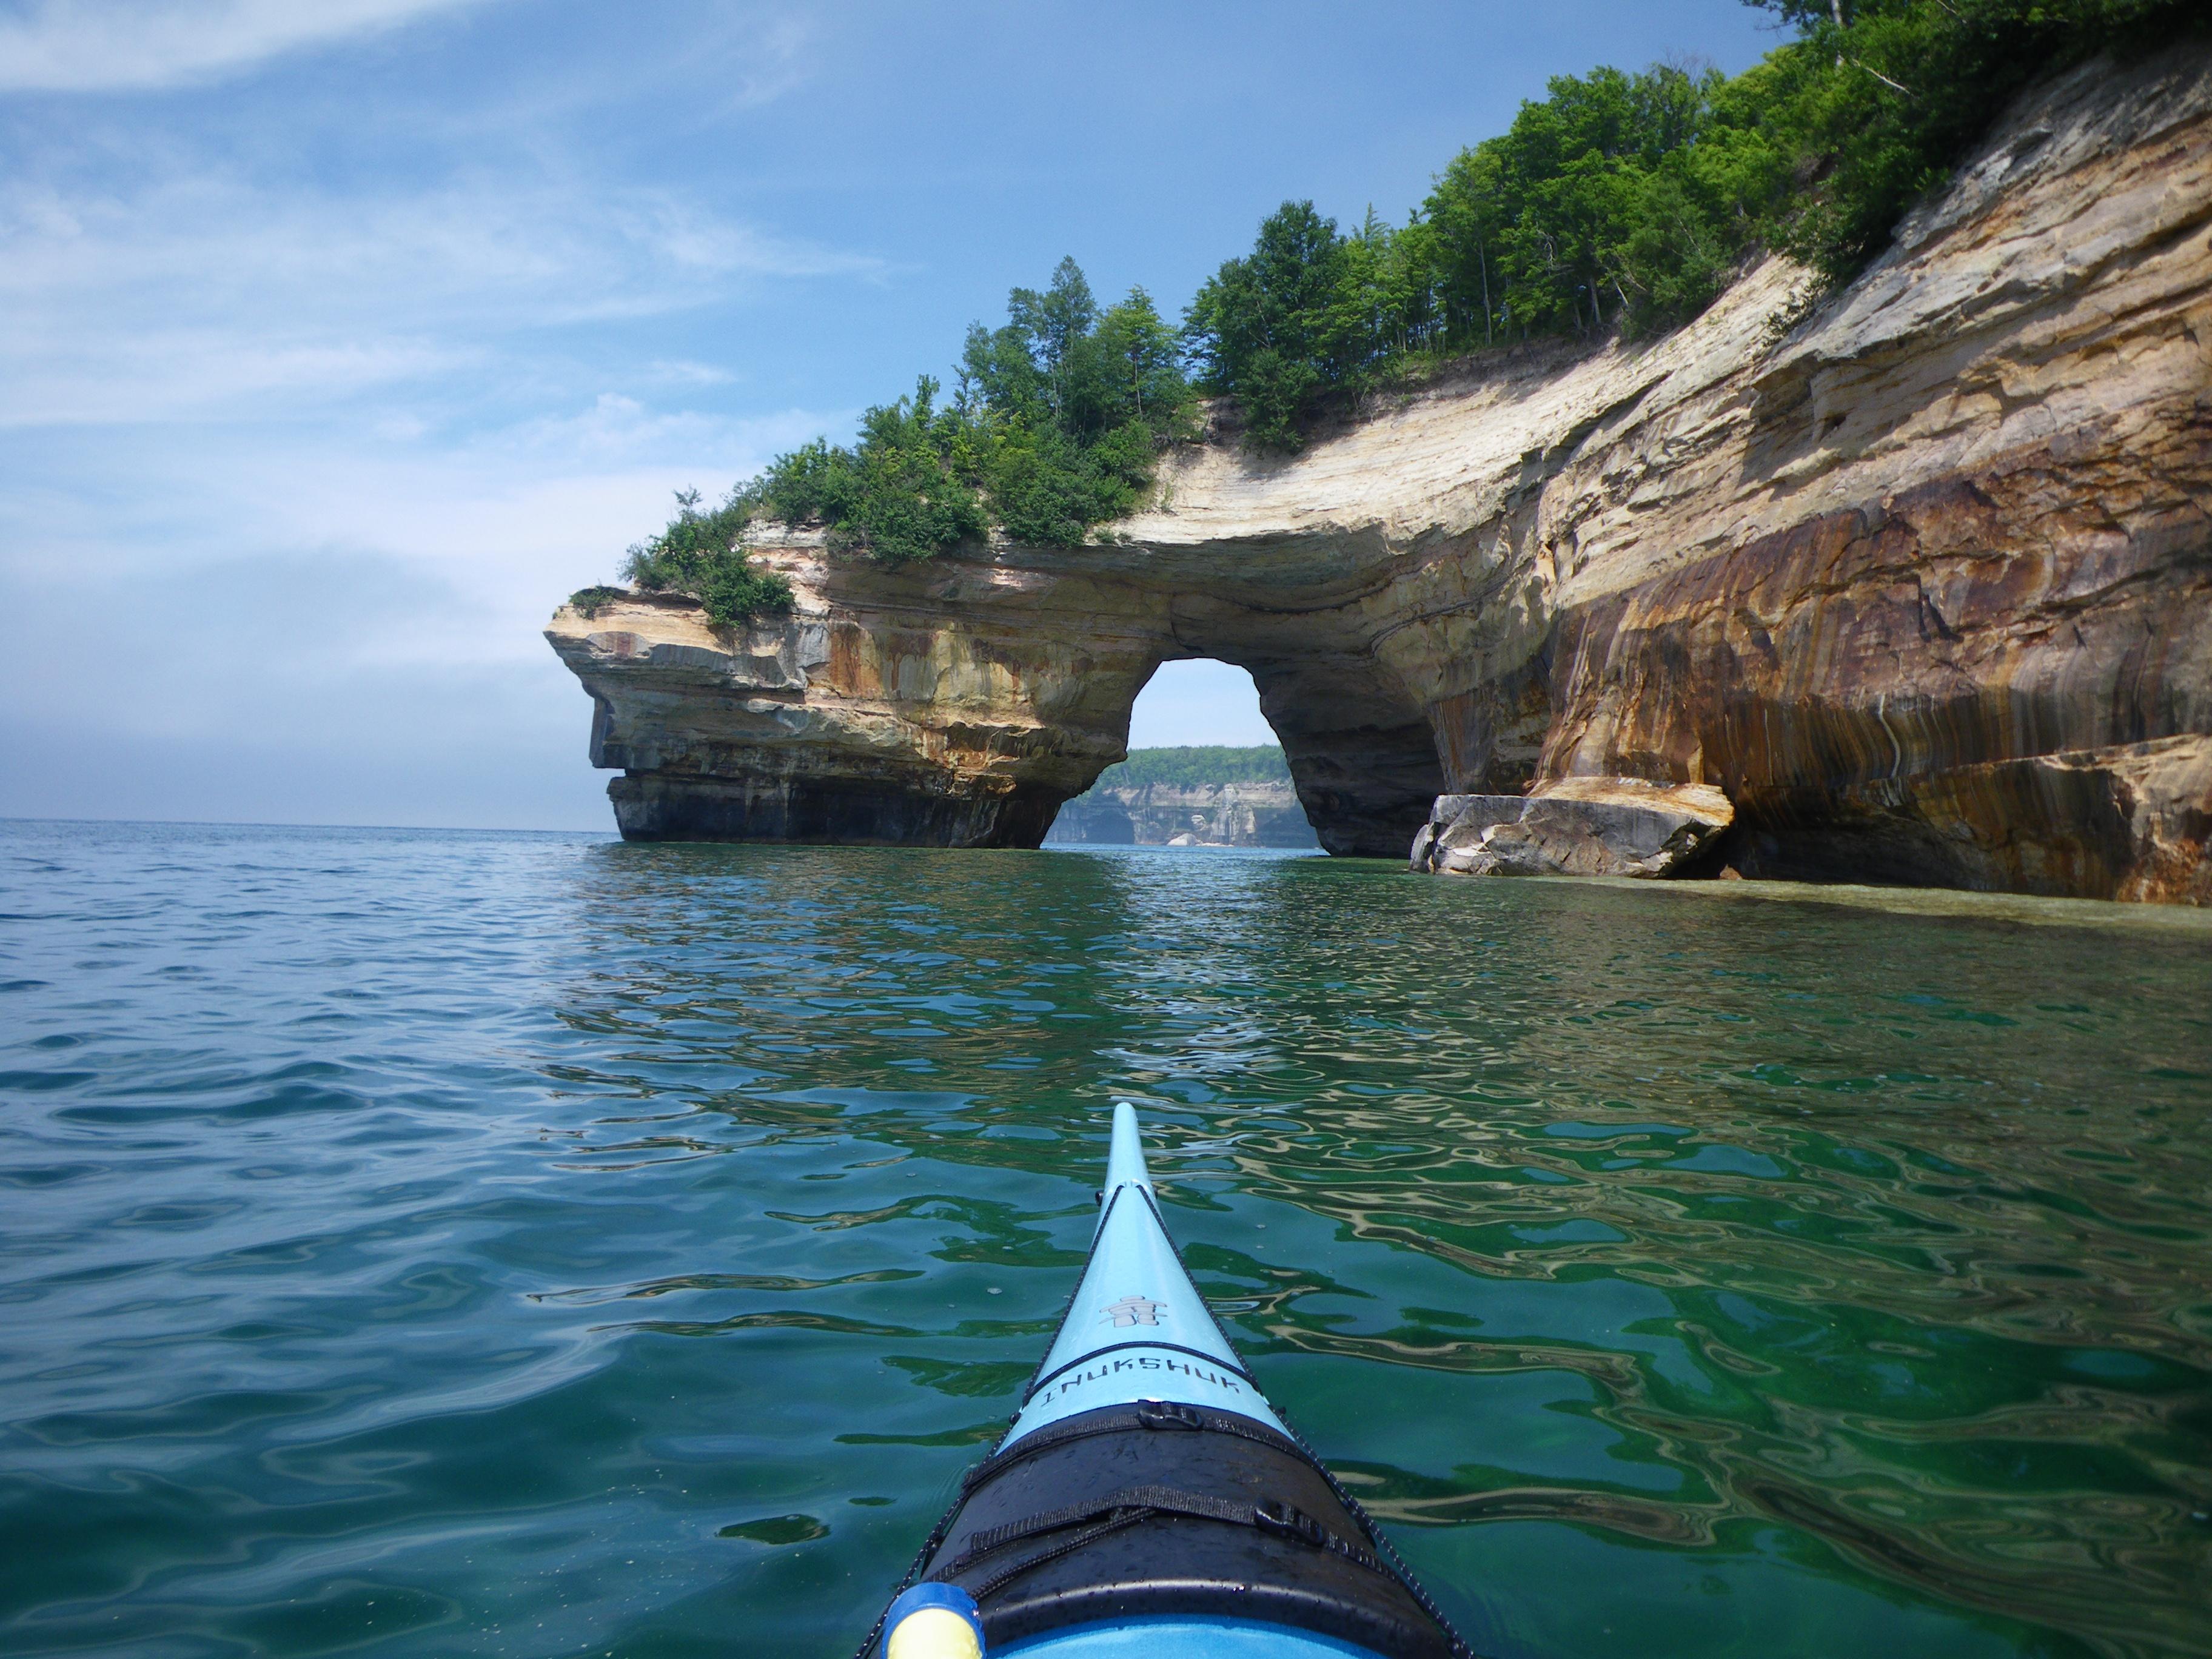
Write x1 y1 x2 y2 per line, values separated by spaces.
2 820 2208 1659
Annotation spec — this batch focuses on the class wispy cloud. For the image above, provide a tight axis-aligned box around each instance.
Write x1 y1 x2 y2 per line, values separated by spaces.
723 16 811 111
0 389 849 633
0 1 871 828
0 0 500 91
0 165 880 426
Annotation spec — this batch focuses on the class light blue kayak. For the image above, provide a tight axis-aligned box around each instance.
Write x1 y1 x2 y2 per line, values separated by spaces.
862 1104 1469 1659
1002 1100 1291 1444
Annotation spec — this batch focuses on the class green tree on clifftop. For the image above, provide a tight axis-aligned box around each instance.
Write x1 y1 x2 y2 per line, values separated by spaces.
597 260 1195 612
1182 0 2204 449
602 0 2205 589
751 258 1195 563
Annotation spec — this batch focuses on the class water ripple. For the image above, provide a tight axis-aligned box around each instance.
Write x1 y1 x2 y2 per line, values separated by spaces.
1 825 2207 1657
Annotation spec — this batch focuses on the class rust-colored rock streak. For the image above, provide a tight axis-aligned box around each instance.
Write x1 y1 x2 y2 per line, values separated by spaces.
1530 50 2212 901
546 46 2211 899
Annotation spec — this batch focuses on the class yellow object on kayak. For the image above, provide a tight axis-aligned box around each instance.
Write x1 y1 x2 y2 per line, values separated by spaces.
886 1606 982 1659
884 1582 985 1658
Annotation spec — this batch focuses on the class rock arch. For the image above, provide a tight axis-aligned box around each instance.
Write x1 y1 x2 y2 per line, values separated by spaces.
550 47 2212 900
552 532 1475 859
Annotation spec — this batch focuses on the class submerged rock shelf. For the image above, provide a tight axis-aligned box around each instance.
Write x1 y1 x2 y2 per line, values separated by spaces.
548 46 2212 902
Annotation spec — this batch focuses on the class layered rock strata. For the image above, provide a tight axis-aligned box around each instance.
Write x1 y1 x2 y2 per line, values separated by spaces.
1048 779 1318 848
548 536 1444 856
548 45 2211 900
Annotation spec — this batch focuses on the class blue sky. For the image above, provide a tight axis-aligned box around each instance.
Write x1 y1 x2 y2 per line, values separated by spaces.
1 0 1783 830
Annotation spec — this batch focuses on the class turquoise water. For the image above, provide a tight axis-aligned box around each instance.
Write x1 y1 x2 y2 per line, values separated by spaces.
2 820 2208 1658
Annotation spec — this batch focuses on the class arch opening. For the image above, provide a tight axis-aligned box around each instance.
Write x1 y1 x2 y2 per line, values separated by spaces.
1046 659 1313 850
1125 659 1277 749
1045 648 1446 859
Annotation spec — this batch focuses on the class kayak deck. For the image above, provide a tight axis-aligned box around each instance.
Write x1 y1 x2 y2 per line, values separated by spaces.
863 1104 1469 1659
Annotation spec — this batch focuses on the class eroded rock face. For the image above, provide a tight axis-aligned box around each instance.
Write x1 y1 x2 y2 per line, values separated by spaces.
548 45 2212 900
1413 780 1735 880
546 528 1447 856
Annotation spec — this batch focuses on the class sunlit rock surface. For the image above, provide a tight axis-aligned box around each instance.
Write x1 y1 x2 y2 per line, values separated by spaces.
548 45 2211 900
1413 780 1735 880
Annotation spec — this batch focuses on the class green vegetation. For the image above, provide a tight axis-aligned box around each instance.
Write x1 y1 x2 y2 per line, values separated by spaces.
606 0 2202 582
753 260 1195 565
746 381 984 570
1184 62 1774 446
1743 0 2197 275
618 488 794 626
591 260 1196 605
566 585 626 619
1084 746 1294 794
1186 0 2204 447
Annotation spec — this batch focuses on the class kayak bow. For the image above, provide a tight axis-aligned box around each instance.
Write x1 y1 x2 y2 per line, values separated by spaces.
865 1102 1469 1659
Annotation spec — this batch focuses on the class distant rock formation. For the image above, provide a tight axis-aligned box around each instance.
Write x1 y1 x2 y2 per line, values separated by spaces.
1048 778 1318 848
548 45 2211 901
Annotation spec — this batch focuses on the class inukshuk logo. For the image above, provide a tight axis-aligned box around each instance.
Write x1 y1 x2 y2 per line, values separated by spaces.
1101 1294 1163 1328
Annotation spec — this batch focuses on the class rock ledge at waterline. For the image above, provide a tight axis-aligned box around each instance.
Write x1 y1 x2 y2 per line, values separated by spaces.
548 45 2212 903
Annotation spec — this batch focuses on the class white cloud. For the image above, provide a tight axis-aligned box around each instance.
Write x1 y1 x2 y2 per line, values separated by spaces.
0 1 860 828
642 361 737 388
0 0 498 91
0 166 879 426
0 170 872 323
0 384 840 828
0 392 851 667
0 330 468 426
721 15 810 111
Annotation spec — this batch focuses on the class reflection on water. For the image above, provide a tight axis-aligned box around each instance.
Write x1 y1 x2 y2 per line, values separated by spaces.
1 823 2207 1658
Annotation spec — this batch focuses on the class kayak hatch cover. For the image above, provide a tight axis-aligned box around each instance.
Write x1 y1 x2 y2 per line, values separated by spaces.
859 1102 1472 1659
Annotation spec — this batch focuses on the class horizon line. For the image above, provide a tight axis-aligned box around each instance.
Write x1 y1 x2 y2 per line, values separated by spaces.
0 813 616 836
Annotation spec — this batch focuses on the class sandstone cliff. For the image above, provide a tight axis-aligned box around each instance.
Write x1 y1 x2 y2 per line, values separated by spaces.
548 45 2211 901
